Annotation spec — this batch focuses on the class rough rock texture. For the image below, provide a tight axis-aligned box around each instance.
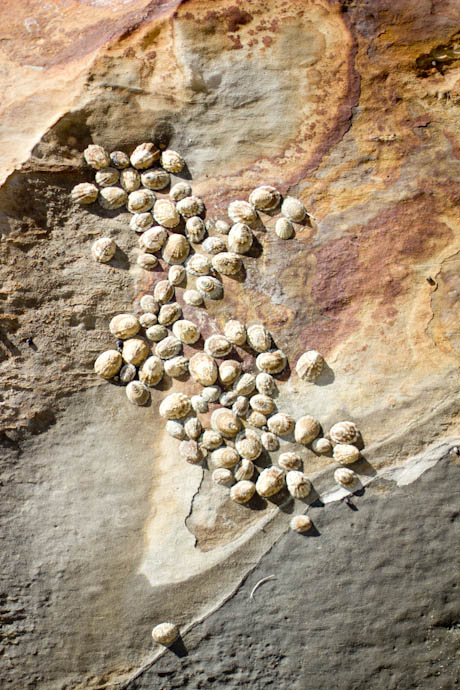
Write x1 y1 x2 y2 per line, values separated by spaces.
1 0 460 688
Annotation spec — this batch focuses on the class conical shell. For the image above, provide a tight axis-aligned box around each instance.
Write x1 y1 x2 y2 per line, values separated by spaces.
120 167 140 192
201 430 223 450
109 314 140 339
275 217 294 239
210 446 240 469
224 320 246 345
278 452 302 471
128 189 155 213
256 466 285 497
130 212 153 233
247 324 271 353
232 396 249 417
122 338 149 366
228 200 258 225
189 352 218 386
219 390 238 407
256 350 286 374
202 237 227 255
94 350 122 379
92 237 116 263
179 439 203 464
267 413 295 436
185 253 212 276
164 355 189 378
211 252 242 276
176 195 204 218
170 181 191 201
153 199 180 229
330 421 359 445
71 183 98 204
119 363 136 383
230 480 255 503
141 168 170 190
184 416 202 440
98 187 127 210
228 223 253 254
158 302 182 326
295 416 320 445
234 459 254 482
126 380 150 405
153 280 174 304
201 385 221 402
261 431 279 451
211 408 241 437
110 150 130 169
159 392 191 419
249 185 281 211
140 226 168 253
185 216 206 243
219 359 241 385
130 142 160 169
296 350 324 382
234 373 256 396
286 470 312 499
145 325 168 342
84 144 110 169
172 319 200 344
255 372 275 395
249 394 275 415
333 444 360 465
160 149 185 173
168 265 186 286
196 276 223 300
139 312 157 328
137 253 157 270
166 420 185 440
247 411 267 428
162 234 190 265
212 468 234 487
290 515 312 533
281 196 306 222
312 438 332 455
152 622 179 646
140 295 159 313
215 220 230 235
183 289 203 306
236 432 262 460
204 334 232 358
139 355 164 385
191 395 207 412
334 467 358 487
155 336 182 359
95 167 119 187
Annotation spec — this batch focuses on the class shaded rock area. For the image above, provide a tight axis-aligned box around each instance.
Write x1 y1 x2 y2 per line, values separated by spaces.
1 0 460 688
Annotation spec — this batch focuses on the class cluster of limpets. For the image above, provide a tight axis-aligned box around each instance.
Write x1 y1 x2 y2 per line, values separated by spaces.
74 142 365 649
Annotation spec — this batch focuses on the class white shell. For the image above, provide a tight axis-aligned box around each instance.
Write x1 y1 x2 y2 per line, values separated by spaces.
122 338 149 366
140 295 159 313
109 314 140 339
295 416 320 445
155 335 182 359
247 411 267 428
158 302 182 328
130 212 154 233
211 252 242 276
137 253 158 270
170 181 191 201
138 310 158 329
255 372 275 395
160 149 184 173
219 360 241 385
261 431 279 452
153 199 180 229
153 280 174 304
110 150 130 169
119 363 136 384
201 429 223 450
210 446 240 469
249 185 281 211
228 200 258 225
128 189 155 213
256 466 285 497
172 319 200 344
230 480 255 504
330 421 359 445
333 444 360 465
139 226 168 253
189 352 218 386
236 432 262 460
168 265 186 286
204 334 232 358
234 373 256 396
84 144 110 169
146 325 168 342
196 276 223 300
177 195 204 218
126 380 149 406
141 168 170 190
162 234 190 265
185 253 212 276
212 468 234 487
120 167 140 192
228 223 253 254
224 320 246 345
164 355 189 378
281 196 306 222
210 408 241 438
312 438 332 455
215 220 230 234
267 413 295 436
219 390 238 408
286 470 312 499
232 396 249 417
92 237 116 263
166 420 185 440
250 394 275 416
334 467 358 488
234 459 254 482
95 167 119 187
185 216 206 243
256 350 287 374
202 237 227 255
138 355 164 386
201 385 221 402
290 515 312 533
130 142 160 170
183 289 204 306
296 350 324 382
159 392 191 420
94 350 122 379
98 187 127 210
275 217 294 239
278 452 302 471
71 182 98 205
184 416 202 440
190 395 208 413
179 440 203 465
247 324 271 353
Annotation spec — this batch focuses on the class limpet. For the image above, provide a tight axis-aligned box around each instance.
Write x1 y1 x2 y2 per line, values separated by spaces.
234 459 254 482
158 302 182 326
281 196 306 222
255 466 285 498
153 199 180 229
168 265 186 286
295 416 320 445
145 325 168 342
330 421 359 445
170 181 191 201
130 142 160 170
152 622 179 646
224 319 246 346
109 313 140 339
215 220 230 235
119 363 137 384
162 234 190 265
204 334 232 358
261 431 279 452
219 359 241 386
184 417 202 440
185 254 212 276
211 252 242 276
140 295 159 313
312 437 332 455
139 312 157 328
128 189 155 214
228 200 258 225
141 168 170 190
219 390 238 408
126 380 150 405
249 185 281 211
230 480 255 504
185 216 206 243
296 350 324 382
236 432 262 460
201 385 221 402
130 212 153 233
139 226 168 253
232 395 249 417
189 353 218 386
110 150 130 169
255 372 275 395
183 289 203 306
256 350 286 375
290 515 312 533
228 223 253 254
191 394 208 413
333 444 360 465
155 335 182 359
212 468 234 487
71 182 98 205
201 429 223 450
177 195 204 218
153 280 174 304
247 411 267 428
179 440 203 465
159 392 191 420
334 467 358 488
172 319 200 344
234 373 256 396
160 149 185 173
275 218 294 240
211 408 241 438
122 338 149 366
138 355 164 386
83 144 110 169
95 167 119 187
166 420 185 440
247 324 271 353
92 237 116 263
120 168 140 193
137 253 158 270
267 413 295 436
286 470 312 499
202 237 227 255
210 446 240 469
164 355 189 378
196 276 223 300
98 187 127 210
278 451 302 471
94 350 122 379
249 394 275 416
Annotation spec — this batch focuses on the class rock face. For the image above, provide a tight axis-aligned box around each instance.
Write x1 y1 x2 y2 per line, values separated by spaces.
1 1 460 688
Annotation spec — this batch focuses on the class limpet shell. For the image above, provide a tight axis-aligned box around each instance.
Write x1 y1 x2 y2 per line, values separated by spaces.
255 372 275 395
232 396 249 417
153 199 180 229
228 223 253 254
130 212 153 233
176 195 204 218
219 390 238 408
189 352 218 386
250 394 275 416
185 216 206 243
126 380 149 406
168 265 186 286
166 420 185 440
256 350 286 374
275 218 294 240
152 622 179 646
234 373 256 396
261 431 279 452
95 167 119 187
290 515 312 533
128 189 155 213
180 440 203 465
139 226 168 253
267 413 295 436
162 234 190 265
295 416 320 445
183 289 203 306
110 150 130 169
247 324 271 353
228 200 258 225
286 470 312 499
130 142 160 170
211 252 242 276
139 312 157 328
164 355 189 378
158 302 182 326
249 185 281 211
215 220 230 235
160 149 184 173
204 334 232 358
94 350 122 379
201 429 223 450
98 187 127 210
172 319 200 344
212 468 234 487
159 392 191 419
191 395 207 413
210 446 240 469
138 355 164 385
278 452 302 471
296 350 324 382
333 444 360 465
120 168 140 193
312 437 332 455
330 421 359 445
71 182 98 205
234 459 254 481
281 196 306 222
119 363 136 384
122 338 149 366
196 276 223 300
247 411 267 428
334 467 358 488
185 253 212 276
202 237 227 255
211 408 241 438
83 144 110 169
224 320 246 346
109 313 140 339
155 335 182 359
146 325 168 342
137 253 158 270
236 432 262 460
184 417 202 441
230 480 255 504
153 280 174 304
219 359 241 385
201 385 221 402
92 237 116 263
170 181 191 201
256 466 285 497
141 168 170 190
140 295 159 314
